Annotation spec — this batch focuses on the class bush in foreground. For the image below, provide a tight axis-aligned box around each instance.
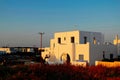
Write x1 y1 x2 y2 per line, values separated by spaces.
0 64 120 80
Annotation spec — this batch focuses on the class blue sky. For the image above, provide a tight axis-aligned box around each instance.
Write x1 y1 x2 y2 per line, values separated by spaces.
0 0 120 47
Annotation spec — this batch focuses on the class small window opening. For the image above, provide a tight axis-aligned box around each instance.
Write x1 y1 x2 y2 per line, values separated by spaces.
71 37 75 43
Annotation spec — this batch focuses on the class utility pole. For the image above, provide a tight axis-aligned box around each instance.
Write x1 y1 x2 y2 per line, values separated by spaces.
38 32 44 48
38 32 45 63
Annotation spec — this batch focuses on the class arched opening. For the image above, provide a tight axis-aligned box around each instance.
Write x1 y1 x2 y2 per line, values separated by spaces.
61 53 70 64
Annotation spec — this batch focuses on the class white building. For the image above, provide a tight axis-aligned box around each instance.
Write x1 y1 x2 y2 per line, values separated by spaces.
113 35 120 56
42 30 118 65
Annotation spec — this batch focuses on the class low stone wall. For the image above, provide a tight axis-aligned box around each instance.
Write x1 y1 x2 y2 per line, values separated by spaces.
71 61 87 67
95 61 120 67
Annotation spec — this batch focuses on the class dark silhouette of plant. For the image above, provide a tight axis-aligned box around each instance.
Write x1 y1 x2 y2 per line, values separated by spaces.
0 64 120 80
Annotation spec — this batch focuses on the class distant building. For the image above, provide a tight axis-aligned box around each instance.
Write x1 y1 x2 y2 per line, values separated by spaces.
0 48 11 54
42 30 118 65
10 47 34 53
0 47 36 54
113 35 120 56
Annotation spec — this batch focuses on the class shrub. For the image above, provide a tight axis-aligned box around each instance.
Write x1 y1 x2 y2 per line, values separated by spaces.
0 64 120 80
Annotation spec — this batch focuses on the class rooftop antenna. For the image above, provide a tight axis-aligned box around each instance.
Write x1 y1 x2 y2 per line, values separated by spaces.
74 24 78 30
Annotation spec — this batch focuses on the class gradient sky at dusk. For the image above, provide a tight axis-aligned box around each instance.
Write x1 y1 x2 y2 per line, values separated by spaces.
0 0 120 47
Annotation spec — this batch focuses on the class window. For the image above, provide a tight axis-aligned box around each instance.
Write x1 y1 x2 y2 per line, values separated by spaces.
71 37 75 43
58 37 61 43
79 55 84 60
84 36 87 44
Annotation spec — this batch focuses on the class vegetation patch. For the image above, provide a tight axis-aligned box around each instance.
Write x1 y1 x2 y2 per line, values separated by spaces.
0 64 120 80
